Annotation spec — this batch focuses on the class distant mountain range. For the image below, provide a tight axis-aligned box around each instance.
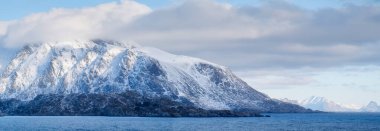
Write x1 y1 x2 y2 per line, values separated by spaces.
0 40 310 116
281 96 380 112
361 101 380 112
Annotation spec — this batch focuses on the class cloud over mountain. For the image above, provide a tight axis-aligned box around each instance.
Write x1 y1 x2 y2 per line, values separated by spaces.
1 0 380 70
0 0 151 47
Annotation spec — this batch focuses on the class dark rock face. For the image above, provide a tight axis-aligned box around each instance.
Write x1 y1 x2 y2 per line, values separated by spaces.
0 91 263 117
127 56 171 96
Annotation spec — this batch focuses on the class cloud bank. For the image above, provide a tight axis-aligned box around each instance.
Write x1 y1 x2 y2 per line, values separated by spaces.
0 0 151 46
1 0 380 70
0 21 10 36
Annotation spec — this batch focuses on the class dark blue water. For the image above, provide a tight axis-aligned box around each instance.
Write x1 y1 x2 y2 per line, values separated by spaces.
0 113 379 131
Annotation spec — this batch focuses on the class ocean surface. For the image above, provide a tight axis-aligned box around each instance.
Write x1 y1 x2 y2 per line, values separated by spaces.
0 113 379 131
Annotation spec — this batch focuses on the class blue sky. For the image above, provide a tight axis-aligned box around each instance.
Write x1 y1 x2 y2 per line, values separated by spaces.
1 0 380 107
2 0 167 20
0 0 373 20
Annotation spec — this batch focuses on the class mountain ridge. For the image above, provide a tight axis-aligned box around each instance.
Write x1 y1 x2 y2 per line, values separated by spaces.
361 101 380 112
0 40 311 116
281 96 379 112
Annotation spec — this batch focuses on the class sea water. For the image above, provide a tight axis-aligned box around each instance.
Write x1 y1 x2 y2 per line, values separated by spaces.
0 113 379 131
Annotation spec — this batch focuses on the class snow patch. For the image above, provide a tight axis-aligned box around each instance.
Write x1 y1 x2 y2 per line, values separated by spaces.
0 40 285 111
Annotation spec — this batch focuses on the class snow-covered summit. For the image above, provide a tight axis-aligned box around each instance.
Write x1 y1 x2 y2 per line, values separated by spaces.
361 101 380 112
300 96 357 112
281 96 362 112
300 96 328 106
0 40 308 113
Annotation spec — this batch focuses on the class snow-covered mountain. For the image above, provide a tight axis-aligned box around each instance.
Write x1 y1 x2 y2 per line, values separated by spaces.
281 96 380 112
299 96 356 112
361 101 380 112
281 96 358 112
0 40 309 116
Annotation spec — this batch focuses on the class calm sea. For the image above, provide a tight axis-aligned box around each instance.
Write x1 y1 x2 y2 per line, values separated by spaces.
0 113 379 131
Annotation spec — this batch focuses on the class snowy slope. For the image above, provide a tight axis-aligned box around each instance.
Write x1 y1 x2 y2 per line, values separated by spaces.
0 40 308 113
281 97 380 112
281 96 358 112
361 101 380 112
300 96 346 112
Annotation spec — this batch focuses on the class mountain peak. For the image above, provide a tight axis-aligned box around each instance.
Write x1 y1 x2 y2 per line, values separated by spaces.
0 40 309 116
281 96 380 112
361 101 380 112
368 101 378 106
298 96 357 112
301 96 328 105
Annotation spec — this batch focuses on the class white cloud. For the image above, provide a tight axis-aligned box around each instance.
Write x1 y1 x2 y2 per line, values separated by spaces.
0 21 11 36
235 65 380 105
236 68 317 89
2 0 151 47
1 0 380 70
